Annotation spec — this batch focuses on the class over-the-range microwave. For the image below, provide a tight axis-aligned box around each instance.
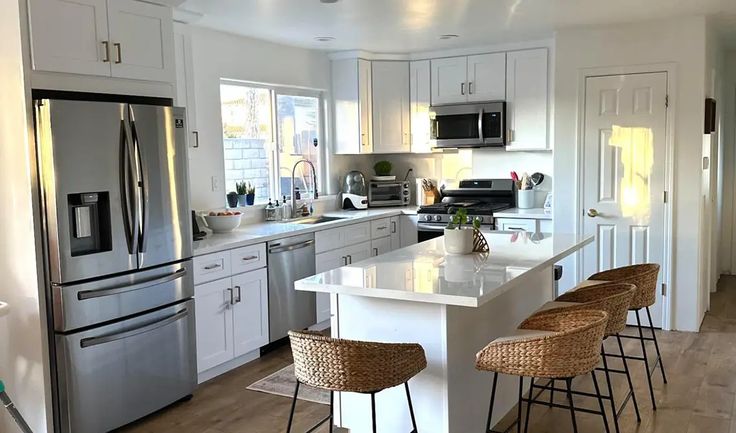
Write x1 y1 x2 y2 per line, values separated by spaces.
429 101 506 149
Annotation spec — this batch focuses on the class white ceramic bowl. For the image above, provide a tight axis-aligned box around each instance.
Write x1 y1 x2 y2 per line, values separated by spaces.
203 214 242 233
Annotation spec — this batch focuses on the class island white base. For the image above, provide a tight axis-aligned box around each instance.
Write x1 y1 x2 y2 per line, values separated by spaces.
331 266 555 433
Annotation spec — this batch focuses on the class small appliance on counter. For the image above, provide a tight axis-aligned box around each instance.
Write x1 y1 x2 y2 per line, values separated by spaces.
192 210 206 241
368 180 411 207
342 170 368 210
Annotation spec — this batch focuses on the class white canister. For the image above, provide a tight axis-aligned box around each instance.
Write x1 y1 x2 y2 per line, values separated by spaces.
443 227 474 255
517 190 536 209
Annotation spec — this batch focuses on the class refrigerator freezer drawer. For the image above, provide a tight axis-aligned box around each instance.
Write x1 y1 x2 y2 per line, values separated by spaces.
55 300 196 433
52 260 194 332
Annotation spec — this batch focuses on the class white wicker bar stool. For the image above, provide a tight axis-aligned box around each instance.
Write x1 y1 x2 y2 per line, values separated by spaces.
476 309 609 433
287 330 427 433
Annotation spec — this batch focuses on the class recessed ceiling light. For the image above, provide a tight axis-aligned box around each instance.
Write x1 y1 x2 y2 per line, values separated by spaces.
314 36 335 42
320 0 339 3
439 34 459 40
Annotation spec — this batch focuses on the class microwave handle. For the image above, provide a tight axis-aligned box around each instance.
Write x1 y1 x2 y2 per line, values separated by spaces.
478 108 484 143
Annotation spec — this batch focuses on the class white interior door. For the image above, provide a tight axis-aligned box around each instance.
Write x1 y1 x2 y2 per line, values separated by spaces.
582 72 668 326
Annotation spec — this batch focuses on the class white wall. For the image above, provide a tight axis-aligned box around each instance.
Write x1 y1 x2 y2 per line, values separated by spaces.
185 25 362 210
721 52 736 275
553 17 708 331
0 1 51 431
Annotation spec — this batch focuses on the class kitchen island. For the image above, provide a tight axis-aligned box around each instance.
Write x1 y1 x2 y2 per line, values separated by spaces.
295 231 594 433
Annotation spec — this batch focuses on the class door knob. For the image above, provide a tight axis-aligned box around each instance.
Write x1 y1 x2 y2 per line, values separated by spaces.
587 208 600 218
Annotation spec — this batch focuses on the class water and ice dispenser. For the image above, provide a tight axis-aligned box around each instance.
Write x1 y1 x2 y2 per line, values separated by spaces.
67 192 112 256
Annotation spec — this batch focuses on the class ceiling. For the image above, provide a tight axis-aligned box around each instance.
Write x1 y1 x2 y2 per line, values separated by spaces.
178 0 736 53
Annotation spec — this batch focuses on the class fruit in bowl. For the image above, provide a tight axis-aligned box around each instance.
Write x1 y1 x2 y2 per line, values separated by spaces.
203 211 242 233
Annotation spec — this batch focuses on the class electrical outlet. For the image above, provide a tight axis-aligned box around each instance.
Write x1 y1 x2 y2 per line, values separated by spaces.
211 176 221 192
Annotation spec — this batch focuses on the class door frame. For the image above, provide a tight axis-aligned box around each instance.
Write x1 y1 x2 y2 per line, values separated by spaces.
575 63 677 330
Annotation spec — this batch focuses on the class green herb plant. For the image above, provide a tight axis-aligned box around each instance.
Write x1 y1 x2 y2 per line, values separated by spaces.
446 208 482 230
373 160 393 176
246 182 256 195
235 181 248 195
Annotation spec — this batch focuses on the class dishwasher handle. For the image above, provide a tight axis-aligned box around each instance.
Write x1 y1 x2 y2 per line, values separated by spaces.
268 239 315 254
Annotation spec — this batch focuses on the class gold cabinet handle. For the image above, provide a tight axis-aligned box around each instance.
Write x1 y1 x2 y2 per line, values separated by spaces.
114 43 122 64
101 41 110 62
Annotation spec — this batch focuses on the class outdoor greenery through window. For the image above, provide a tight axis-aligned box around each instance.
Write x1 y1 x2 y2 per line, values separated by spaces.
220 81 323 205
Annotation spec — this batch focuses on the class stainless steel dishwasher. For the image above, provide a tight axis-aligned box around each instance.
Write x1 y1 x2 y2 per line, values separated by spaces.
267 233 316 342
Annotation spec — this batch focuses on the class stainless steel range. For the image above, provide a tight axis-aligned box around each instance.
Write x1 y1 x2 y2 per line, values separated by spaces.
417 179 516 242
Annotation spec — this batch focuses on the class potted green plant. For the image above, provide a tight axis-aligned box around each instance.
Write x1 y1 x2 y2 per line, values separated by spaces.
235 181 248 207
226 191 239 208
444 208 480 255
373 160 393 178
245 182 256 205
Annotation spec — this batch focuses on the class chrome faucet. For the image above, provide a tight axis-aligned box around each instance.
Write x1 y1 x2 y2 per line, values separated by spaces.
291 159 318 217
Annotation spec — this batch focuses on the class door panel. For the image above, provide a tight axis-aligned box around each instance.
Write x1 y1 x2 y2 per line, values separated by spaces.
130 105 192 269
431 57 467 105
505 49 548 150
467 53 506 102
195 277 234 372
108 0 174 81
372 61 411 153
232 268 269 357
410 60 432 153
37 99 138 284
582 72 667 325
28 0 111 76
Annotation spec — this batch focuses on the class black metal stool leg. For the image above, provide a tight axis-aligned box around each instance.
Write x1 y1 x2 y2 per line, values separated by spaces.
485 372 499 433
286 381 301 433
549 379 555 406
371 392 377 433
405 382 418 433
617 334 641 422
517 376 524 433
636 309 657 409
646 306 668 384
523 378 534 433
565 378 579 433
591 371 611 433
601 345 620 433
329 391 334 433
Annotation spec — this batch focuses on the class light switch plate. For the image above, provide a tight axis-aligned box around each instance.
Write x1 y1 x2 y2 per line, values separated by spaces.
211 176 221 192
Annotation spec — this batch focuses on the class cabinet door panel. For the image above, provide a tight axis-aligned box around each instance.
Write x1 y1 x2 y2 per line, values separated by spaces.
371 236 391 257
232 268 269 357
28 0 111 76
410 60 432 153
431 57 467 105
400 215 419 248
506 48 549 150
390 216 402 251
315 249 347 323
108 0 174 81
372 61 411 153
358 59 373 153
346 241 372 264
194 278 234 372
467 53 506 102
344 222 372 246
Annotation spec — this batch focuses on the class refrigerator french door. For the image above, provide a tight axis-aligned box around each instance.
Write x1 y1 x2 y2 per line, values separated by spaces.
35 97 196 433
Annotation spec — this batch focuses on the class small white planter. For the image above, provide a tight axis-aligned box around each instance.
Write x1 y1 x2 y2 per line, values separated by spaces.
444 227 474 255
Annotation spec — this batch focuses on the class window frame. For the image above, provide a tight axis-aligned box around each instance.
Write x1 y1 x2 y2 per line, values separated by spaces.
219 79 327 204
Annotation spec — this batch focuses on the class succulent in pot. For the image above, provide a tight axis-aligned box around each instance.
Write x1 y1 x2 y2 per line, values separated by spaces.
373 160 393 177
226 191 239 208
444 208 481 255
245 182 256 205
235 181 248 207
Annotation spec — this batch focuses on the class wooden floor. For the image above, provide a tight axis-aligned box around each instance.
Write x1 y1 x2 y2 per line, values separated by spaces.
121 276 736 433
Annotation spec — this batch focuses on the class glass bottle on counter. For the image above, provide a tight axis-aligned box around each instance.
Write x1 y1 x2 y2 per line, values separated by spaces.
282 195 291 220
265 198 277 221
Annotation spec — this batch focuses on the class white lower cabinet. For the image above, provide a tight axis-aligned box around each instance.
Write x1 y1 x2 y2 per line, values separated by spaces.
372 236 391 256
194 244 268 378
390 216 402 250
496 217 553 233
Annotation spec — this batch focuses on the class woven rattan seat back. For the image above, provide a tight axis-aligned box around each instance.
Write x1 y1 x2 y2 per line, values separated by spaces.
288 330 427 393
475 310 608 379
588 263 660 309
552 283 637 336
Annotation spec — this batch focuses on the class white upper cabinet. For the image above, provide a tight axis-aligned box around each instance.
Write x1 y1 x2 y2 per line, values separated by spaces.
372 61 411 154
27 0 174 83
431 53 506 105
467 53 506 102
107 0 174 82
431 56 468 105
28 0 112 76
332 58 373 154
505 48 549 151
410 60 432 153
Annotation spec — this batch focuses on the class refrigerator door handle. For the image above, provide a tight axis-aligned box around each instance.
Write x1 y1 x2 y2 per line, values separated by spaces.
120 113 139 255
76 267 187 300
79 307 189 348
128 105 149 253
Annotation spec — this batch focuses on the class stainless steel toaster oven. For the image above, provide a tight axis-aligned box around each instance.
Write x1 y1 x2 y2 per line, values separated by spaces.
368 180 410 207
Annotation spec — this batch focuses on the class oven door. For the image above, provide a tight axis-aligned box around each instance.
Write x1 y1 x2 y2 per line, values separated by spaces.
369 182 405 207
417 222 446 242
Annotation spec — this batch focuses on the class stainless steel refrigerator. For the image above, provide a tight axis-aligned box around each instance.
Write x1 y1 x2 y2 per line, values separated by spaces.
34 97 196 433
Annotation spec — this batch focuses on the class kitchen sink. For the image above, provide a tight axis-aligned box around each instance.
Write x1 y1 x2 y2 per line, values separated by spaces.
293 216 347 225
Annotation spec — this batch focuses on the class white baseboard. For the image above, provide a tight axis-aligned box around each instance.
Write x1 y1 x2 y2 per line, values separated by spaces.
197 349 260 384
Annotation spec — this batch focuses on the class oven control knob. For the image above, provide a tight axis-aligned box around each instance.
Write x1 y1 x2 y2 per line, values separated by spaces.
424 215 433 222
433 215 443 222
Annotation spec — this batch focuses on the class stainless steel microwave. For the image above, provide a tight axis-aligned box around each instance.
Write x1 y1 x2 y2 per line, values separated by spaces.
429 101 506 149
368 181 410 207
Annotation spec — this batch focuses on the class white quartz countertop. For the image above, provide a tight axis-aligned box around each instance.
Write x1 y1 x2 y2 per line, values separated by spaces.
493 208 553 220
193 207 418 256
295 232 593 307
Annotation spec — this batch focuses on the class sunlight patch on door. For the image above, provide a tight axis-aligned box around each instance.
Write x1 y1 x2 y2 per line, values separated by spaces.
609 125 653 223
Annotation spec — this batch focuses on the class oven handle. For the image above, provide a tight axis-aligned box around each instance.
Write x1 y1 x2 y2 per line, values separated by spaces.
417 223 447 232
80 307 189 348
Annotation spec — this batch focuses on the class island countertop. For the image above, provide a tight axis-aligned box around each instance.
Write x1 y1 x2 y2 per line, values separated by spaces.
295 232 594 307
